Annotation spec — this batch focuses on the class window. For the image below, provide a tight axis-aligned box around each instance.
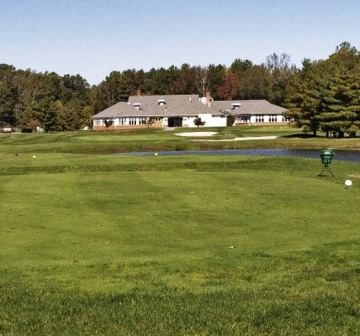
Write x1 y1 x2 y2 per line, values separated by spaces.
129 118 137 125
269 115 277 122
255 115 264 123
119 118 126 125
139 117 147 125
94 120 101 126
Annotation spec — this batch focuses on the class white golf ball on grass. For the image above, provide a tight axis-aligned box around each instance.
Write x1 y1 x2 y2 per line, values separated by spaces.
345 179 352 188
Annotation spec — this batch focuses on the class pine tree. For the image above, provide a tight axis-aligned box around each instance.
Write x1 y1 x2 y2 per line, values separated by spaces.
286 43 360 137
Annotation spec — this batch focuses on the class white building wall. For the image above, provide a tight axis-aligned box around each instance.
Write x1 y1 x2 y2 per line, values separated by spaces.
183 114 227 128
94 113 286 128
201 114 227 127
93 119 103 127
182 117 195 127
248 114 284 124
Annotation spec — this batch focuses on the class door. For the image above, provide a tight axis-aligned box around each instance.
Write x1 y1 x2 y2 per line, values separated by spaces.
168 117 183 127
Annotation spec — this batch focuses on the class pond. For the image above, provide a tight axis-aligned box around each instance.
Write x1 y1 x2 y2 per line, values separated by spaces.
116 148 360 163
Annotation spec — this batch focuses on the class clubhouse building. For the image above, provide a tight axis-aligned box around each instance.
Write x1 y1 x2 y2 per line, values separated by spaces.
92 93 288 130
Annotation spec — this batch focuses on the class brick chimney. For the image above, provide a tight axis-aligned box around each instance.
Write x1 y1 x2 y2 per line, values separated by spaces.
136 89 141 96
206 91 211 106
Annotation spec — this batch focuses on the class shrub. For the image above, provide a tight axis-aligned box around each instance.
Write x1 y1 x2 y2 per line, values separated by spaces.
227 115 235 127
194 117 206 128
21 127 33 133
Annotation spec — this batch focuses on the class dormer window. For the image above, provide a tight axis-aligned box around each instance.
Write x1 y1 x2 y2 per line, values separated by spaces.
157 99 166 106
133 103 142 110
232 103 241 110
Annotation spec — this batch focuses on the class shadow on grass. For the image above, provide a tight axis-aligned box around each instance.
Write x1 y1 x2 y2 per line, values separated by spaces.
282 133 320 139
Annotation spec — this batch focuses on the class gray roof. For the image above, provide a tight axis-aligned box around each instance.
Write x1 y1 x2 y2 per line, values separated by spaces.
128 94 224 116
92 102 142 119
211 100 288 115
92 95 287 119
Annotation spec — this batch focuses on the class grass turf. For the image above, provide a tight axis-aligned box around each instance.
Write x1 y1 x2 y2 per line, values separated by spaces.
3 126 360 154
0 151 360 335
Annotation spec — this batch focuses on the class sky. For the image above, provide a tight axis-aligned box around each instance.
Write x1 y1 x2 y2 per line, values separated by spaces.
1 0 359 85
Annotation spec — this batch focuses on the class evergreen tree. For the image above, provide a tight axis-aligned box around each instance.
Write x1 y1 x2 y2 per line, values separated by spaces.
287 43 360 137
286 60 324 136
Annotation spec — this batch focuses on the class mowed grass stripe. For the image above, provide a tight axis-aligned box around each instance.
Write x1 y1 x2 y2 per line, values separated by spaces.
1 153 360 335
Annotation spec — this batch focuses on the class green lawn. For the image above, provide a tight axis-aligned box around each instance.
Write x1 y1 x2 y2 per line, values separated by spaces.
2 126 360 154
1 151 360 335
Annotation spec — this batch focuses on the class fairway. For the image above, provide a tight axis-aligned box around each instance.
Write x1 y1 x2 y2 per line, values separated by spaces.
3 126 360 155
1 150 360 335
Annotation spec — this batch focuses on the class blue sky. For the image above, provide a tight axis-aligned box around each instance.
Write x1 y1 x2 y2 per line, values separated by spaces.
1 0 359 84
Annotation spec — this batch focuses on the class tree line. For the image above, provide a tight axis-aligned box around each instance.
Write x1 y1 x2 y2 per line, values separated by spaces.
1 42 359 136
286 42 360 137
0 66 92 132
93 54 295 112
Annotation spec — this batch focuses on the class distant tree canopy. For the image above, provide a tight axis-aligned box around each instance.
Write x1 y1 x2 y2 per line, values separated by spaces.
1 43 359 135
0 66 92 131
93 56 296 112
